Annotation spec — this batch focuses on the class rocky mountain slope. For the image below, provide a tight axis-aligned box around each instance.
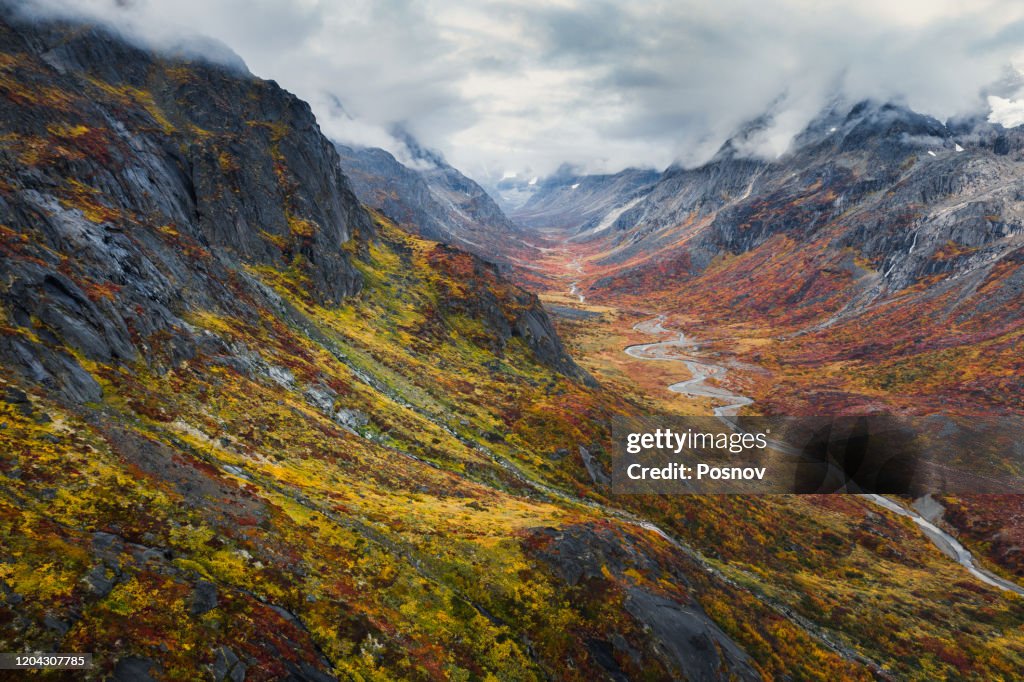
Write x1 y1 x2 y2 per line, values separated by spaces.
510 165 659 237
335 136 537 268
560 100 1024 415
4 6 1024 682
0 7 866 681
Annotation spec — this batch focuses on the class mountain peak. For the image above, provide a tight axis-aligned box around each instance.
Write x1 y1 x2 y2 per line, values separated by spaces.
389 124 447 169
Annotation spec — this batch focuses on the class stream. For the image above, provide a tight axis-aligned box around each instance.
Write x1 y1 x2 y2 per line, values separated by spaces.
625 315 753 417
624 314 1024 595
567 255 585 303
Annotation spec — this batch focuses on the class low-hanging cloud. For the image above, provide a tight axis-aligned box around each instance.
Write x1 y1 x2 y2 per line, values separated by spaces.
17 0 1024 182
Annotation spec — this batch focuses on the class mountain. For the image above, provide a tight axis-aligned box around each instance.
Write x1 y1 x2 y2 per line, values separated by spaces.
502 100 1024 638
335 136 537 267
0 7 865 681
0 8 686 679
5 6 1024 681
558 100 1023 415
484 173 541 213
511 165 660 238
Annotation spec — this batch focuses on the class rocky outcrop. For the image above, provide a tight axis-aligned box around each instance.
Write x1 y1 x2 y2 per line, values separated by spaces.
528 523 761 681
426 244 595 385
0 6 371 402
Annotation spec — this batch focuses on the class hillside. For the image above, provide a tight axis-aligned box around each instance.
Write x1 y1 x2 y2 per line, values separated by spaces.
546 101 1024 416
335 139 538 269
0 8 832 681
3 6 1024 682
510 165 660 237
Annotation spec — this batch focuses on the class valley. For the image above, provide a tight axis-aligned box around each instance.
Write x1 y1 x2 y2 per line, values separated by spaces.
483 127 1024 676
522 238 1024 597
1 4 1024 680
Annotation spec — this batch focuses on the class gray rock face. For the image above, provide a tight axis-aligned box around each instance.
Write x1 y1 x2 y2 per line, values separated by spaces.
83 565 116 598
335 138 534 267
530 523 761 681
578 445 610 485
511 165 660 236
0 8 372 402
334 407 369 430
624 588 759 682
190 580 219 616
112 656 160 682
213 646 246 682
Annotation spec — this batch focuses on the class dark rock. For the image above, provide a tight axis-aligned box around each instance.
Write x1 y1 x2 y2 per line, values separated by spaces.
288 662 336 682
213 646 246 682
83 565 115 597
112 656 159 682
624 587 759 682
3 387 29 404
611 633 641 665
190 580 218 616
42 613 69 636
91 531 123 554
585 638 628 681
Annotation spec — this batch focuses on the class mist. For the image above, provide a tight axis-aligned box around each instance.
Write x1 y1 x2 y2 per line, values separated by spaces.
17 0 1024 182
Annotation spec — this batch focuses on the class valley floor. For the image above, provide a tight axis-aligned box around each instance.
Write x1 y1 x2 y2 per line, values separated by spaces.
514 228 1024 672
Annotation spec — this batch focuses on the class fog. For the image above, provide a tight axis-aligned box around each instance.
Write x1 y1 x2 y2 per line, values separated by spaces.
18 0 1024 183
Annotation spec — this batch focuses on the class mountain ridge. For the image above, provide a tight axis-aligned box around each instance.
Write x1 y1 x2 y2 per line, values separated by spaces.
511 165 661 238
517 98 1023 413
335 137 537 268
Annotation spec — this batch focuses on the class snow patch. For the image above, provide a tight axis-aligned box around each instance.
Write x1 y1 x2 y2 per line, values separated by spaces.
570 183 580 189
528 176 538 186
955 143 964 152
581 196 645 235
927 150 936 157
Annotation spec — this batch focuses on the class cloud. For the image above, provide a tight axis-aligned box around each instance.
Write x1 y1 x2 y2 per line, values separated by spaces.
16 0 1024 181
988 95 1024 127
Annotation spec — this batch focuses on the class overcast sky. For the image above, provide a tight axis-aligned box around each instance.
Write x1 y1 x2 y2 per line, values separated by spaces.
24 0 1024 182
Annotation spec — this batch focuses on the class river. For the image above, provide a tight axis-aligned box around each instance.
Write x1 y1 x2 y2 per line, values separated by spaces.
624 314 1024 596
